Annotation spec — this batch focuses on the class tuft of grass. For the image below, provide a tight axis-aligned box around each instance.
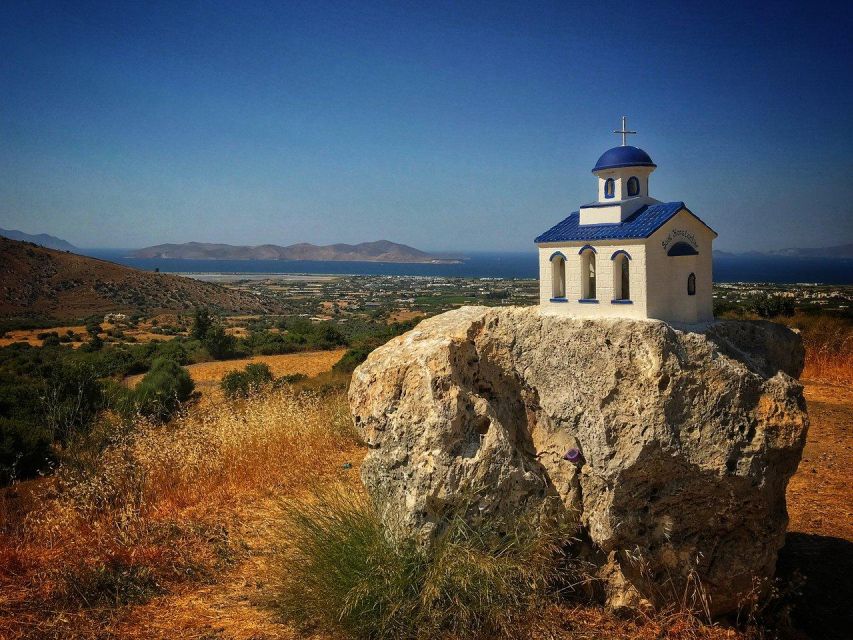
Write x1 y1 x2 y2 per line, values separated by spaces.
274 488 575 640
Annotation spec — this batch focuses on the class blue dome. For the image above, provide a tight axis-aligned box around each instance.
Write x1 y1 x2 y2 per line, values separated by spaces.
592 145 656 172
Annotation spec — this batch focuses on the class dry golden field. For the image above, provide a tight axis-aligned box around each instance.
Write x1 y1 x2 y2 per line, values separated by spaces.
125 350 347 396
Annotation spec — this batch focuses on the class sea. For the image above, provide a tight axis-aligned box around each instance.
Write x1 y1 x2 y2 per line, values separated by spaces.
85 249 853 285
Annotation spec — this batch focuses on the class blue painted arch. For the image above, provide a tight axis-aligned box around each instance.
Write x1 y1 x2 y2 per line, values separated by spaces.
610 250 632 261
577 244 597 255
549 251 567 261
667 242 699 256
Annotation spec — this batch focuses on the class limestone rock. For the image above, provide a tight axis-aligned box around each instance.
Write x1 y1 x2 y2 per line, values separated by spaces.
349 307 808 615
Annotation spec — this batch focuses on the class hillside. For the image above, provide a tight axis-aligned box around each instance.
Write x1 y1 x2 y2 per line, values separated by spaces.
0 237 282 320
0 228 77 251
132 239 462 263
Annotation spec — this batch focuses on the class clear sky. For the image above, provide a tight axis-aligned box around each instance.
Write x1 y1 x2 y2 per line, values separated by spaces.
1 0 851 252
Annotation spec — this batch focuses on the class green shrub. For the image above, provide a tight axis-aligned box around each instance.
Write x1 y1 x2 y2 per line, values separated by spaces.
0 416 52 484
42 334 61 347
333 342 378 373
220 362 274 399
276 372 308 386
132 357 194 422
275 490 572 639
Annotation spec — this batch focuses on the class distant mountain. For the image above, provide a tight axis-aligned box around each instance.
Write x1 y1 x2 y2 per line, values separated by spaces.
0 228 77 252
766 244 853 258
714 244 853 259
0 237 283 320
132 240 463 264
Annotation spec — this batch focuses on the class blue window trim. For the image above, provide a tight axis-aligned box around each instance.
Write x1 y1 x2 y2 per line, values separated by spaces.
667 242 699 257
578 299 599 304
549 297 569 303
549 251 566 262
577 244 597 255
627 176 640 197
611 299 633 304
610 250 632 261
604 178 615 199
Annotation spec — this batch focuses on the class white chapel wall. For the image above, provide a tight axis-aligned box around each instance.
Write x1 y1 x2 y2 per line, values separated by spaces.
538 242 648 318
645 210 715 323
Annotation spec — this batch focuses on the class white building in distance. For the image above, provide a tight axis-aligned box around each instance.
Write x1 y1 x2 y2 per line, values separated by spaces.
535 118 717 324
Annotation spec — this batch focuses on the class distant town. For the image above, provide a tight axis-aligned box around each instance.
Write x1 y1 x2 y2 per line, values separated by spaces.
184 273 853 321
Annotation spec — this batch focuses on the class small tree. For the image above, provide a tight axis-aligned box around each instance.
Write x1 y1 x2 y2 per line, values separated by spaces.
744 293 795 318
41 362 104 443
204 326 236 359
191 307 214 340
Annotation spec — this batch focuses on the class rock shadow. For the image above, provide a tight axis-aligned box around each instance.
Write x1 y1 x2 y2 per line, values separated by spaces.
776 532 853 640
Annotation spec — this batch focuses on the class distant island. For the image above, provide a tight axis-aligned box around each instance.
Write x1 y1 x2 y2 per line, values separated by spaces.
131 240 464 264
0 228 77 252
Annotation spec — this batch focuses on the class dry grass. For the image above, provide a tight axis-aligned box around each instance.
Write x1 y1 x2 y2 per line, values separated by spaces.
0 388 361 639
783 314 853 384
387 309 425 324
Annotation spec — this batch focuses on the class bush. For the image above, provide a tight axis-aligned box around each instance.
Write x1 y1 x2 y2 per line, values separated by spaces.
275 490 571 639
132 358 194 422
0 416 52 484
277 373 308 386
42 334 61 347
220 363 274 399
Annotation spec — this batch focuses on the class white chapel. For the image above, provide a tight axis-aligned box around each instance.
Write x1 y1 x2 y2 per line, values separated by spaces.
535 118 717 324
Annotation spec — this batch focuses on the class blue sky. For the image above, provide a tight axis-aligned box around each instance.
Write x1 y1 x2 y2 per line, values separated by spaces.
1 0 851 252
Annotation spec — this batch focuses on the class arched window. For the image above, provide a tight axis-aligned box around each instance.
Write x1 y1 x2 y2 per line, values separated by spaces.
612 252 630 300
604 178 615 199
627 176 640 197
581 249 596 299
551 253 566 299
687 273 696 296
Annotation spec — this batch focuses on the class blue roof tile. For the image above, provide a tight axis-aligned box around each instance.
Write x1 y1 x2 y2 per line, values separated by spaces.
534 201 715 243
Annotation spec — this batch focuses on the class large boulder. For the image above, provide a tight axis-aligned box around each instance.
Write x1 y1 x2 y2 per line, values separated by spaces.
349 307 808 615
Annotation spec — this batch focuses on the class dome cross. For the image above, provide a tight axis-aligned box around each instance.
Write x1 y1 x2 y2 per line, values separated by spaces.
613 115 637 146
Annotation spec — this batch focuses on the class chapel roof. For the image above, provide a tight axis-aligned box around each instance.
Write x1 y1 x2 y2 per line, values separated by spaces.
534 201 717 243
592 145 656 172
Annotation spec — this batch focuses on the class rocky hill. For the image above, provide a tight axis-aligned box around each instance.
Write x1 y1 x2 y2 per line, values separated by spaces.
132 239 462 263
349 306 808 615
0 237 282 320
0 228 77 252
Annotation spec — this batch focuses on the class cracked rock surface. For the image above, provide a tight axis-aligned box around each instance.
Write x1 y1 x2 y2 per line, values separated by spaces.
348 306 808 615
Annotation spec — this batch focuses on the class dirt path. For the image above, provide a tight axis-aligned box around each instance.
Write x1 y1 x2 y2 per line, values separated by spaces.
777 380 853 639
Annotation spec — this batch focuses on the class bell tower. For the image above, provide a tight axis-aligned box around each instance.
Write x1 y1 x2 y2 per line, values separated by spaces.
580 117 660 225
